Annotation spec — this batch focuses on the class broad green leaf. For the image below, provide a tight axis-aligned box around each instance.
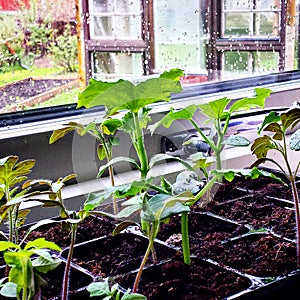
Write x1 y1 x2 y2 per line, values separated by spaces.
116 204 141 219
198 97 231 119
229 88 271 114
224 135 250 147
289 128 300 151
24 238 61 252
87 281 110 297
0 241 19 251
84 183 141 211
78 78 120 108
78 69 183 115
149 105 198 133
122 293 147 300
146 193 190 222
32 256 61 274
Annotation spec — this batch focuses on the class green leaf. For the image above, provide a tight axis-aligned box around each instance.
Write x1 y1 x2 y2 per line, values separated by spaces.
258 111 281 134
98 156 140 178
149 105 198 133
84 183 141 211
281 107 300 132
198 97 231 119
224 135 250 147
116 203 141 219
0 282 18 298
122 293 147 300
212 167 285 184
97 145 107 161
101 118 122 135
251 135 277 159
24 238 61 252
78 69 183 115
49 126 76 144
61 174 76 184
264 123 283 140
144 193 191 222
0 241 19 251
149 153 194 172
87 280 110 297
32 256 61 274
229 88 271 114
289 128 300 151
112 221 138 235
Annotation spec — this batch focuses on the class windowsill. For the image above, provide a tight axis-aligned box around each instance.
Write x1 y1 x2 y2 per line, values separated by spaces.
1 73 300 140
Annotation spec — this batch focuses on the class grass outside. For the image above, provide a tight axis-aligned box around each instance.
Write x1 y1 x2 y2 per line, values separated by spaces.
0 67 65 86
28 87 80 109
0 66 80 110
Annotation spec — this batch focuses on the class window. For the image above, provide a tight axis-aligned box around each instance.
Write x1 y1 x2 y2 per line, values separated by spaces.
83 0 152 80
0 0 300 118
83 0 297 84
208 0 286 80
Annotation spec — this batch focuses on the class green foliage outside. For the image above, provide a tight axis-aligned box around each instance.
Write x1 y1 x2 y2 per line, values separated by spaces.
0 0 78 74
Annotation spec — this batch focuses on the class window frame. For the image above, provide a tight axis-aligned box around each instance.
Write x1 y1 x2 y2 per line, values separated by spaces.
207 0 287 81
81 0 155 83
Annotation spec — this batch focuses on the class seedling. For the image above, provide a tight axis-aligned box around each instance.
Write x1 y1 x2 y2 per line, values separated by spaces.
50 119 121 214
112 189 192 293
151 88 271 170
87 278 146 299
0 156 37 244
0 238 61 300
250 103 300 264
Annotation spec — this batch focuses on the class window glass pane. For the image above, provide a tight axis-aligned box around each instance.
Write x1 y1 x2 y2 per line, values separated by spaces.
91 0 113 13
224 13 250 36
224 52 250 73
90 0 142 39
224 0 252 10
255 12 280 36
116 0 141 13
91 0 141 13
224 51 279 77
154 0 205 74
92 52 144 78
258 0 281 10
92 15 142 39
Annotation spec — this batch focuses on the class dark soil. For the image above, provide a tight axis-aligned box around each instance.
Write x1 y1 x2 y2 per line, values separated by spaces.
1 173 299 299
0 78 71 109
117 256 252 300
20 215 117 249
60 232 176 278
